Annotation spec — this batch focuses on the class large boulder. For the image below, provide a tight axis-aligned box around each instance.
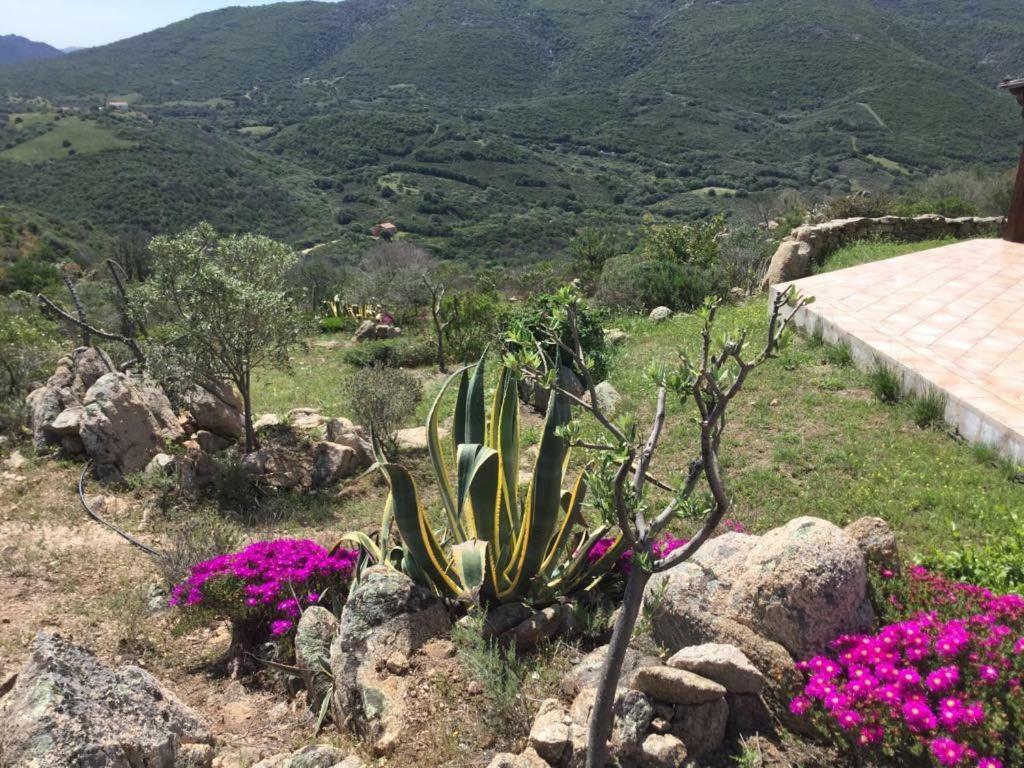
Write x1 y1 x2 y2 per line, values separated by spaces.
79 372 167 475
352 321 401 342
331 568 450 755
648 306 673 323
648 519 872 662
186 381 243 440
726 517 873 659
844 516 900 575
0 633 214 767
243 446 313 490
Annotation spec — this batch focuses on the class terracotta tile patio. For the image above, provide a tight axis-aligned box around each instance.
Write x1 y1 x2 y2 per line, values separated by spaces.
773 238 1024 462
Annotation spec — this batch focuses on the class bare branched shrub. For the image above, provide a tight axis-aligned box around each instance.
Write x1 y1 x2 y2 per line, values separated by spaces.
345 363 422 454
158 514 243 590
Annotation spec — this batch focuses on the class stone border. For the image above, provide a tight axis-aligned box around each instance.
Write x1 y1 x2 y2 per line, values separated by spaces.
761 214 1005 288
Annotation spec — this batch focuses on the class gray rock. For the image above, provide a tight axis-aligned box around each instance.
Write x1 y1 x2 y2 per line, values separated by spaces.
49 406 84 435
604 329 627 346
187 381 243 439
562 644 659 698
528 698 572 765
331 568 450 755
631 666 725 705
0 633 213 767
243 446 314 490
254 413 281 430
325 419 373 467
311 442 359 487
505 605 565 651
667 643 764 695
251 745 349 768
138 376 185 443
352 321 402 342
844 516 900 575
592 381 621 415
295 606 339 711
648 306 673 322
195 429 232 454
671 698 728 757
638 733 687 768
80 372 166 474
179 440 216 495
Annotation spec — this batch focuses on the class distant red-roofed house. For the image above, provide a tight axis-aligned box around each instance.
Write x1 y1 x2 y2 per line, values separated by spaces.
371 222 398 240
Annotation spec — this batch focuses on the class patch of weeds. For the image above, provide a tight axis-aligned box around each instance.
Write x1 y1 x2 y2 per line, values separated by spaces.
869 366 901 404
572 601 613 643
451 609 531 737
824 342 852 367
970 443 1022 482
909 392 946 429
815 372 847 392
104 576 155 655
158 512 243 589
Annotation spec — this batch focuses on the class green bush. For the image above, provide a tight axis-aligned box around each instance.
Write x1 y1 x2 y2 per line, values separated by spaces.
594 253 725 313
909 392 946 429
506 290 610 382
0 303 60 434
869 366 901 404
442 289 508 364
318 315 349 334
344 362 421 453
922 513 1024 593
341 337 437 368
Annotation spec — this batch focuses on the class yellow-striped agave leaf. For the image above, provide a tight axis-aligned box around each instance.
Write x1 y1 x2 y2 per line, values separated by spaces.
380 462 461 599
426 365 471 541
500 387 572 599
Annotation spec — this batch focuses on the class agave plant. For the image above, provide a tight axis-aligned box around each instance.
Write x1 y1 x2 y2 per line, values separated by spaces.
347 357 626 604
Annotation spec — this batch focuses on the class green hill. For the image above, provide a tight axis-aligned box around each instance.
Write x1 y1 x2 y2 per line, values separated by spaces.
0 35 63 67
0 0 1020 261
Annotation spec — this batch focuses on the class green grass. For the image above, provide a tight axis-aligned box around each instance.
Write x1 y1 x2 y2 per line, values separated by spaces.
813 237 956 274
1 117 135 162
588 299 1024 559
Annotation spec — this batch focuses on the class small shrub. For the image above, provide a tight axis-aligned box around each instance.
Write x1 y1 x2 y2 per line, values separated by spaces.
869 366 901 404
595 253 726 313
341 337 436 368
318 316 348 334
158 514 243 590
345 363 421 452
910 393 946 429
452 610 531 736
507 290 610 382
824 342 853 367
923 514 1024 594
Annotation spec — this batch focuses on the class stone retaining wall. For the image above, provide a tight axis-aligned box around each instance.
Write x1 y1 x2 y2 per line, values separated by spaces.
761 214 1005 287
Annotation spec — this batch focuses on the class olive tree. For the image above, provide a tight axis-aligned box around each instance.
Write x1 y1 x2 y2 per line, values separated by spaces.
507 285 804 767
140 223 306 452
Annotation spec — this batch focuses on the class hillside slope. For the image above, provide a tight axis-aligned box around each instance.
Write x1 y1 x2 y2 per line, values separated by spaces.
0 35 63 67
0 0 1020 259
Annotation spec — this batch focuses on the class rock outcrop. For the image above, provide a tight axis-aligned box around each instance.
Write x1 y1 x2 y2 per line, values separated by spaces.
330 568 450 755
186 381 244 440
762 214 1004 287
26 347 115 451
352 321 402 342
0 633 214 768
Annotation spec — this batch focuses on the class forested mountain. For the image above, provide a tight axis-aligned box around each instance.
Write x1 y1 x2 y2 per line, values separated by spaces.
0 35 63 67
0 0 1021 262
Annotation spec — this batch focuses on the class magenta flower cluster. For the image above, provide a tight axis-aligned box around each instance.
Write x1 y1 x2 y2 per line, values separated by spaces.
791 566 1024 767
170 539 359 637
587 520 747 575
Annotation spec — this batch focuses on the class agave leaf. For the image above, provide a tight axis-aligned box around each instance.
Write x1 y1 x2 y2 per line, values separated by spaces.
452 539 489 600
539 472 587 576
491 368 522 577
380 463 461 598
464 355 487 445
333 531 382 563
452 367 469 453
427 366 472 540
501 386 571 599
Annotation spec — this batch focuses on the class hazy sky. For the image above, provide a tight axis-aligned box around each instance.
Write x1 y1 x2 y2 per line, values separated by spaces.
1 1 319 49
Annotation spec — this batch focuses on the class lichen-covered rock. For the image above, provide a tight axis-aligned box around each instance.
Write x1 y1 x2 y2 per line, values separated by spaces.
648 306 673 322
138 376 185 442
325 419 373 468
295 606 339 711
486 749 550 768
49 406 84 435
614 689 654 751
0 633 213 767
562 644 659 698
187 381 243 439
667 643 764 695
592 381 621 415
631 666 725 705
26 347 116 450
288 407 326 431
251 744 351 768
243 446 313 490
352 321 402 342
727 517 872 658
331 568 450 755
844 516 900 575
80 372 166 475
